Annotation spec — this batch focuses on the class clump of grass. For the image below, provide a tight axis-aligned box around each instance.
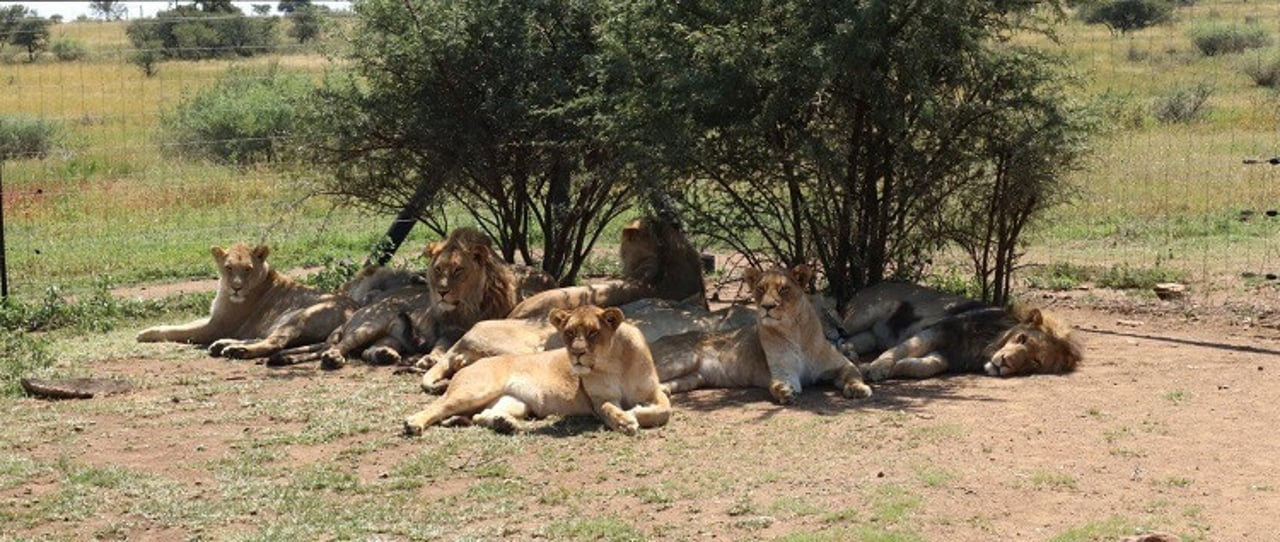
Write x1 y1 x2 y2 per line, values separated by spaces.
1152 82 1213 124
1095 263 1187 290
1190 22 1272 57
0 328 54 397
0 114 61 159
1241 48 1280 88
1023 262 1095 291
50 37 89 62
0 278 212 334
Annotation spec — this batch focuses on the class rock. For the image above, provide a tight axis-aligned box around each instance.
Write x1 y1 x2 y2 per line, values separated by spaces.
1153 282 1186 300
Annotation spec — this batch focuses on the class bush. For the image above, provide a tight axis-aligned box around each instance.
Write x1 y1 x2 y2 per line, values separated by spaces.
0 115 61 159
0 328 52 398
1190 23 1272 56
1096 263 1186 290
158 64 314 165
1078 0 1173 35
1241 48 1280 88
1152 82 1213 124
125 3 277 61
50 36 87 61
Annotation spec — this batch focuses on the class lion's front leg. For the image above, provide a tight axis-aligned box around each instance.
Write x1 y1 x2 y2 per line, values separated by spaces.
597 401 640 436
137 317 219 344
834 363 872 399
863 328 944 382
220 325 302 359
629 389 672 430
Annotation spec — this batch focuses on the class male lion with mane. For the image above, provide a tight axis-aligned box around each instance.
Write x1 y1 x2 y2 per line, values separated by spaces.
136 243 356 359
403 305 671 436
270 227 521 369
840 282 1082 380
652 264 872 404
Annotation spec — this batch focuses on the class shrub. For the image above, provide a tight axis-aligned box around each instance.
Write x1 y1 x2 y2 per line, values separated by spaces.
50 36 87 61
0 328 53 398
1152 82 1213 124
158 64 314 164
1190 23 1272 57
1078 0 1173 35
0 115 61 159
1096 263 1186 290
1241 48 1280 88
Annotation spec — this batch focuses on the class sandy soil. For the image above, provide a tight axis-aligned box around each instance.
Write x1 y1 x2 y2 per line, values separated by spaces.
5 285 1280 540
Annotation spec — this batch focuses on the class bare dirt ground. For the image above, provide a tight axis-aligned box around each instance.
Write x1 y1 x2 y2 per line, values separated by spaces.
4 284 1280 541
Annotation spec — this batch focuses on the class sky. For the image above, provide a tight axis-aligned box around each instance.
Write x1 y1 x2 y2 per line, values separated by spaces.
1 1 351 20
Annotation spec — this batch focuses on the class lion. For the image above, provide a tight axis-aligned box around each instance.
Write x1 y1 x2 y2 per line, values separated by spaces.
505 217 708 320
841 282 1082 380
419 297 755 393
269 227 521 369
338 264 427 306
136 243 357 359
651 264 872 404
402 305 671 436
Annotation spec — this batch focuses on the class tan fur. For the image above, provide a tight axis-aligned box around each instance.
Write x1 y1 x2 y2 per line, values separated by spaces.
653 265 872 404
270 228 520 369
845 282 1083 381
339 264 426 306
419 298 755 394
403 305 670 436
136 243 356 359
505 217 708 319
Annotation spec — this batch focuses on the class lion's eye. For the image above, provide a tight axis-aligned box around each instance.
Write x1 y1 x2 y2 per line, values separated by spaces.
779 287 790 295
563 330 575 339
1015 334 1027 345
451 268 462 277
587 330 597 339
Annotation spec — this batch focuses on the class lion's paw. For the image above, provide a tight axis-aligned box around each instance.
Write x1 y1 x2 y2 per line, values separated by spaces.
320 349 347 371
600 403 639 436
863 358 895 382
476 412 519 435
365 346 402 366
208 339 233 357
842 379 873 399
220 344 254 359
769 381 796 405
403 418 426 436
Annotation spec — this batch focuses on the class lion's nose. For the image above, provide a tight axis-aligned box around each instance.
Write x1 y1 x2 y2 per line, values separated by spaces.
760 301 777 311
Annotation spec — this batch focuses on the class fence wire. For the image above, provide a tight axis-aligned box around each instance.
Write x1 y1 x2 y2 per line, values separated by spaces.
1 5 1279 306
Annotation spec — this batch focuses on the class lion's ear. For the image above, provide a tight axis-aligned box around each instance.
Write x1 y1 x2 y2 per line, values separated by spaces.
252 244 271 261
211 246 227 260
621 220 644 243
790 264 813 288
425 241 444 259
1025 308 1044 327
742 267 762 286
601 307 625 331
548 308 571 330
469 244 490 263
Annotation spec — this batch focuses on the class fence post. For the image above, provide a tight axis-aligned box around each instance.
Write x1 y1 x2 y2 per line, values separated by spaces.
0 159 7 299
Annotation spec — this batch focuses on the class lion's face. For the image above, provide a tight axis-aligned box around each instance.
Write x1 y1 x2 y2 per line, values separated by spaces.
743 265 813 328
619 219 661 283
212 243 271 304
986 309 1082 376
549 306 625 376
426 236 491 311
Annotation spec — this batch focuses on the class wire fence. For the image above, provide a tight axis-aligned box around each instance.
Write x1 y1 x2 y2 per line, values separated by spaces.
1 5 1280 306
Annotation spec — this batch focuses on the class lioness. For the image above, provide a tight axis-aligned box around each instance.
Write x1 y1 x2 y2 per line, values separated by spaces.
842 282 1082 380
505 217 707 319
419 297 754 393
652 264 873 404
270 227 520 369
403 305 671 436
136 243 356 359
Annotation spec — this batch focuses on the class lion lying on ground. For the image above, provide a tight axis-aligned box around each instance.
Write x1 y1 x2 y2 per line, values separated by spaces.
403 305 671 436
136 243 356 359
270 228 521 369
505 217 708 319
651 265 872 404
840 282 1082 380
420 297 755 393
